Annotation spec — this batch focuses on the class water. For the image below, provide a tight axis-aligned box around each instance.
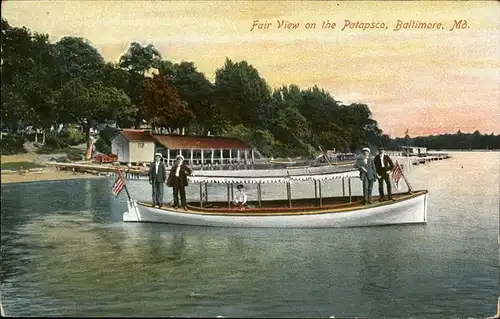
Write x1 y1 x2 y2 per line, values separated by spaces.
1 152 498 318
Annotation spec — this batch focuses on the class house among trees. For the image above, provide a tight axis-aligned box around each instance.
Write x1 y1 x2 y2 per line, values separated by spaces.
111 129 255 166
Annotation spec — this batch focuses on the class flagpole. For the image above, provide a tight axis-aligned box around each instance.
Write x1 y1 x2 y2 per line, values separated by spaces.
119 169 132 201
319 146 333 166
396 161 413 193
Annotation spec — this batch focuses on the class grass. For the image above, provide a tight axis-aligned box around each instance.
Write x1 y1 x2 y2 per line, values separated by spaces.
1 161 45 171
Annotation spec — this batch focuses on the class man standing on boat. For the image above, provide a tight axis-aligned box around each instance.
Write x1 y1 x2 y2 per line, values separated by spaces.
149 153 168 208
167 154 192 210
355 147 377 205
374 147 395 201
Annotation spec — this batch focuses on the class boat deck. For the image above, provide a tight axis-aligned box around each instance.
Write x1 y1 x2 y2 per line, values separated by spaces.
137 190 427 215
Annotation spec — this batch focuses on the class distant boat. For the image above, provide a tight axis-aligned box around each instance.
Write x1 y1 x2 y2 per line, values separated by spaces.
269 159 297 165
123 166 428 228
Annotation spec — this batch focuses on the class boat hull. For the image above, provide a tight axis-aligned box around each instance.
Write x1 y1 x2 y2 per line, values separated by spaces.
123 191 428 228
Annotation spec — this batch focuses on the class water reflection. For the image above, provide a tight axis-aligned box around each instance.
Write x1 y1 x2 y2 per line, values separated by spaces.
1 152 498 317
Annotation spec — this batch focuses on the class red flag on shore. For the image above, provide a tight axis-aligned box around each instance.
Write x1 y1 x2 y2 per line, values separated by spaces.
392 160 403 189
112 171 125 196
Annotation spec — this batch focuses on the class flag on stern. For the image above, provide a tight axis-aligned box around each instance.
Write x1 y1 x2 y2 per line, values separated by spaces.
392 160 404 190
112 170 125 196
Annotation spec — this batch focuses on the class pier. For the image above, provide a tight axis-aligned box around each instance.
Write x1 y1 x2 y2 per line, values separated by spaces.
44 162 146 179
387 152 451 169
42 152 450 179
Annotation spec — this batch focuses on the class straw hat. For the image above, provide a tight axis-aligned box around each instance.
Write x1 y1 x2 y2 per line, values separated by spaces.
154 153 162 158
361 147 371 153
175 154 184 161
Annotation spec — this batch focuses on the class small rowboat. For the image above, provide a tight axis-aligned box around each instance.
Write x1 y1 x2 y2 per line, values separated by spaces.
122 166 428 228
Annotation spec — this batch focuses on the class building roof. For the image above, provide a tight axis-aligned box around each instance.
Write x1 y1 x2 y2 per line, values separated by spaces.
114 130 252 150
153 134 252 150
118 129 156 142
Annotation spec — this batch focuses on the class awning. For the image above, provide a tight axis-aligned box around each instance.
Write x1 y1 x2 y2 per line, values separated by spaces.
188 166 360 184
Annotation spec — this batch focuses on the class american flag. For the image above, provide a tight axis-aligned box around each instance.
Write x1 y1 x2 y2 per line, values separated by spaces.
392 160 403 190
112 171 125 196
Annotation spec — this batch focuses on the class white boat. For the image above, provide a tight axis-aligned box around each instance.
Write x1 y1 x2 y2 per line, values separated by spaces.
122 165 428 228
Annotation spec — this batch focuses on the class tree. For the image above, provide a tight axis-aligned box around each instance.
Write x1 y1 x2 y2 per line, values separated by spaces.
140 73 194 130
1 19 59 138
119 42 162 75
53 37 106 85
119 42 163 127
55 79 134 159
160 61 217 134
214 58 272 128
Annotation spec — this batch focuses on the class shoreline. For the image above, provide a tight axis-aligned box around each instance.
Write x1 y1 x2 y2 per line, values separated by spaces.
1 153 108 185
1 167 107 185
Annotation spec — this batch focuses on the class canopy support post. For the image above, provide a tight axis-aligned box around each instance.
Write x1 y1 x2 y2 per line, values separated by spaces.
204 183 208 203
342 177 346 197
319 180 323 207
257 182 262 208
314 180 318 205
227 184 231 208
348 177 352 203
286 182 292 208
231 183 234 202
199 182 203 208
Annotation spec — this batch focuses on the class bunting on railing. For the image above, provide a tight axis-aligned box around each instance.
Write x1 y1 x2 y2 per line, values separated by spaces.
188 170 359 184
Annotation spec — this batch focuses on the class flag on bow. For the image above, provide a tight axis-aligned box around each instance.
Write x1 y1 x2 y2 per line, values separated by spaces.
112 170 125 196
392 160 403 190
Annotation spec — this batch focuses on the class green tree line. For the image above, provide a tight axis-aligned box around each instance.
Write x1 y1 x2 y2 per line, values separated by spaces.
398 130 500 150
2 19 498 160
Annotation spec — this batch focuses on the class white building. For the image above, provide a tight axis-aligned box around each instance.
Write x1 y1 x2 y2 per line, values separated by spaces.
111 129 255 166
111 130 156 164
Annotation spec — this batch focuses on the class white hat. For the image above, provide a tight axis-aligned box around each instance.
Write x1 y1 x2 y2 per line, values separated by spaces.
361 147 370 153
175 154 184 161
154 153 162 158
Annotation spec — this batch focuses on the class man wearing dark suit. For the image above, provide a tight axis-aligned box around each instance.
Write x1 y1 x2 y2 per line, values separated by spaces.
149 153 168 208
167 155 192 210
374 147 395 201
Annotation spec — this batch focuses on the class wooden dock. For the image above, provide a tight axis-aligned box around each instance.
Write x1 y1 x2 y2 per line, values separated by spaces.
44 162 147 179
388 153 451 166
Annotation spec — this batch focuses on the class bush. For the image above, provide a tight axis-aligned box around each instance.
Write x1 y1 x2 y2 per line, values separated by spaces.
94 138 111 154
45 133 69 150
0 135 26 155
66 148 84 161
60 127 85 146
36 145 84 161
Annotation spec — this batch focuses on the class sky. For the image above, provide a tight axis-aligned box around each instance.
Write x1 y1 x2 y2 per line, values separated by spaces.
3 0 499 137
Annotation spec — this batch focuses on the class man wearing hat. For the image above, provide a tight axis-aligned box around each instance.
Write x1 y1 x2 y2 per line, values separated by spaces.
233 184 248 209
355 147 377 205
374 147 395 201
167 154 192 210
149 153 168 208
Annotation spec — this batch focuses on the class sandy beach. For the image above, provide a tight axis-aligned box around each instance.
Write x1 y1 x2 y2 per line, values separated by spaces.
1 153 105 185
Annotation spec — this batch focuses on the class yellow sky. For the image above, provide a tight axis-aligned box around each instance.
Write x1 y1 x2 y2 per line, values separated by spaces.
3 0 499 137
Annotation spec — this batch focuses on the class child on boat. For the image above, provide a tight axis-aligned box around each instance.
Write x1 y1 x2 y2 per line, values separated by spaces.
233 184 248 209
